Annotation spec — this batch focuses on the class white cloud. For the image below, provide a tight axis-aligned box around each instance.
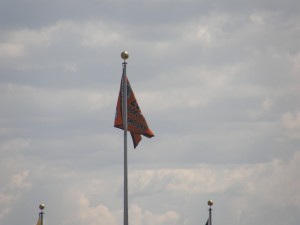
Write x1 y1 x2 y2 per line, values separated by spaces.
0 171 31 221
0 84 114 118
63 63 78 72
80 22 121 47
1 1 300 225
59 191 119 225
129 165 259 196
289 52 300 75
256 153 300 207
0 138 30 152
60 190 180 225
9 171 31 190
130 204 180 225
0 43 24 58
281 112 300 140
0 21 124 71
282 112 300 129
126 153 300 224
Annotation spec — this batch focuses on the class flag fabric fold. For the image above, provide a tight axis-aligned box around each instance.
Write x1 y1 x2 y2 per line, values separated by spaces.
36 216 41 225
114 76 154 148
205 218 209 225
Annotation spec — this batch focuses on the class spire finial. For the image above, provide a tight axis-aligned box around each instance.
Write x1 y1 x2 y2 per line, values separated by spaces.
208 200 213 207
121 51 129 61
39 203 45 211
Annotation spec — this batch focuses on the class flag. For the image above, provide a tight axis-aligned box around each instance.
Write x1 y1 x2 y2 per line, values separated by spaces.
114 75 154 148
205 217 211 225
36 216 41 225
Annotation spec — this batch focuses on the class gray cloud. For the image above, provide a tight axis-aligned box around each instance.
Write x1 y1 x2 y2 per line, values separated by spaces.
1 0 300 225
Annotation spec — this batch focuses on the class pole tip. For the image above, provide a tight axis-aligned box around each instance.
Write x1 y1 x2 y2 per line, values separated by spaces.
207 200 213 207
121 51 129 60
39 203 45 211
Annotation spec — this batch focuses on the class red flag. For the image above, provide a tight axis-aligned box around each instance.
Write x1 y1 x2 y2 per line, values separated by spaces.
114 76 154 148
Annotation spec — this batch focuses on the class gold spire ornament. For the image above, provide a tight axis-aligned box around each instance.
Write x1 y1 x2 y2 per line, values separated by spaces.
121 51 129 60
39 204 45 210
208 200 213 207
36 203 45 225
207 200 213 225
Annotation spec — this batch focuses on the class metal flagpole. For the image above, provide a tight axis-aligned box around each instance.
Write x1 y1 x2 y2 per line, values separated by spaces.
208 200 213 225
39 204 45 225
121 51 129 225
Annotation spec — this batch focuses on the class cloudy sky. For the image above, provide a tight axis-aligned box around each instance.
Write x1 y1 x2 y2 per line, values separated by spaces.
1 0 300 225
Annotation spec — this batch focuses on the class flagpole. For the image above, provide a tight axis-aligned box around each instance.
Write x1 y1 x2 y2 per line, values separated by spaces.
208 200 213 225
121 51 129 225
39 204 45 225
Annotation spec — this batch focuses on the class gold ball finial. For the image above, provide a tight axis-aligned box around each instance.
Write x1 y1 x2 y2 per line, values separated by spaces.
39 203 45 210
208 200 213 207
121 51 129 60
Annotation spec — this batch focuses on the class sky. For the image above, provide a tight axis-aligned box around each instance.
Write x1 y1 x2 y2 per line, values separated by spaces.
1 0 300 225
